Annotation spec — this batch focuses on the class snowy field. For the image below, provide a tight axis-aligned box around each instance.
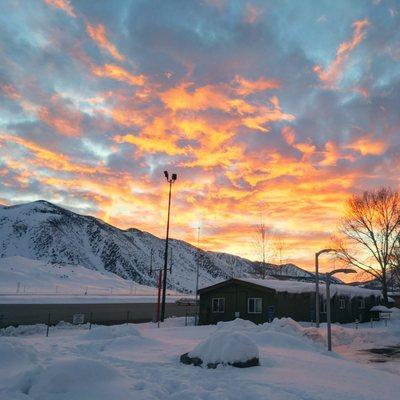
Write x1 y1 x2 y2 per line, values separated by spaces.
0 256 182 302
1 313 400 400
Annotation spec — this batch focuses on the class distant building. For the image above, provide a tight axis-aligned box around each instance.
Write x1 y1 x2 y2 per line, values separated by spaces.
198 278 382 325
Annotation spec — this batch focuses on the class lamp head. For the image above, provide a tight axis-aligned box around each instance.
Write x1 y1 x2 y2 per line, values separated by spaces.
164 170 169 180
171 173 177 182
328 268 357 277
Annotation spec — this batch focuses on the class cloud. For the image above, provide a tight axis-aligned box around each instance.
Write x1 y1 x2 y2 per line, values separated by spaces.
243 4 263 24
44 0 76 17
86 23 124 61
91 64 146 86
1 1 400 270
345 134 387 156
313 18 370 88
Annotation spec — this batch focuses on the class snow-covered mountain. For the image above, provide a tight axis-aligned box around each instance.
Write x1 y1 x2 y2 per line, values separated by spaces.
0 200 317 292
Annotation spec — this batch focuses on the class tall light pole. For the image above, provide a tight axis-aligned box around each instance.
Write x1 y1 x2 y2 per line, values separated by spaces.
160 170 177 322
315 248 336 328
326 268 356 351
195 226 201 325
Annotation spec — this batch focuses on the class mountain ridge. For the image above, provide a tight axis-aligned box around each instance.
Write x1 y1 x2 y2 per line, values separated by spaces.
0 200 326 292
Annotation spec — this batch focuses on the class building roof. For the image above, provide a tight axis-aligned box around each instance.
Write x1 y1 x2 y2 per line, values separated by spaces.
199 277 382 299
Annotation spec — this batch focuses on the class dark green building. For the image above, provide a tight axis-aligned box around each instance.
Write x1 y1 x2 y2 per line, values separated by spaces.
198 278 381 325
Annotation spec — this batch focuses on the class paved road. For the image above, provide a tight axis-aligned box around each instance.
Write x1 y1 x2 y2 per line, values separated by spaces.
0 302 198 328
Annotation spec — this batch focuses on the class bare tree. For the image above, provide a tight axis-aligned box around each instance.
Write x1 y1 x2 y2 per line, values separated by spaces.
389 238 400 290
337 187 400 304
274 235 286 266
251 219 271 279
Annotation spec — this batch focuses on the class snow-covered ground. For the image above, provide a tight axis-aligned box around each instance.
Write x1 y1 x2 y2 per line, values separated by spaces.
0 256 159 296
1 313 399 400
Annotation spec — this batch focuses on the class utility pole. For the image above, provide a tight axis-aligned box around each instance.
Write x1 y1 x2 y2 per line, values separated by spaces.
149 249 154 274
160 170 177 322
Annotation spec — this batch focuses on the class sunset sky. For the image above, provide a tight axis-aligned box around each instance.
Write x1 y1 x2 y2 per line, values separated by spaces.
0 0 399 272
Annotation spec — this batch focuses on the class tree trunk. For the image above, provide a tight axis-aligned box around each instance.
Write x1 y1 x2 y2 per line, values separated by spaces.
381 275 389 306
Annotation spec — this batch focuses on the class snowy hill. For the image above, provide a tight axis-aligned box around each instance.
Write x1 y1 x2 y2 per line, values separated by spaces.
0 256 159 296
0 200 320 292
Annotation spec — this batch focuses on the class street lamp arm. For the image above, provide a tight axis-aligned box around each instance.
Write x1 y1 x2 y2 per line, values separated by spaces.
327 268 356 277
316 248 337 256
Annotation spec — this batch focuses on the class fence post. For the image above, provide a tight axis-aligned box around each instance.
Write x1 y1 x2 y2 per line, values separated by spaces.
46 313 51 337
89 312 93 330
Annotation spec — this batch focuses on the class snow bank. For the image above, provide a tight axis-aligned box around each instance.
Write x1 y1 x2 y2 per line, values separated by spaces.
189 331 259 365
83 324 140 340
267 317 304 334
216 318 257 331
0 321 88 337
0 340 37 379
28 358 131 400
390 307 400 319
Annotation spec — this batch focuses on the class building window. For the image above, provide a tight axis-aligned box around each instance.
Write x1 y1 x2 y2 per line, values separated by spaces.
358 298 365 309
212 298 225 313
248 298 262 314
339 298 346 309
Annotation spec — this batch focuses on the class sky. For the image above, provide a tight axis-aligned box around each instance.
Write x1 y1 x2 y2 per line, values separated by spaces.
0 0 399 272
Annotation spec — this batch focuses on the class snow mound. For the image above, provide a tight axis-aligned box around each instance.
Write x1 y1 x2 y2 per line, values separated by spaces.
83 324 141 340
391 307 400 319
267 317 304 335
0 340 37 377
216 318 257 331
29 358 130 399
189 331 259 365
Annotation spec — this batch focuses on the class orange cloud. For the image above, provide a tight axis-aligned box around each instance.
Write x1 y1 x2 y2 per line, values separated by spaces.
242 97 294 132
92 64 146 86
243 4 263 24
115 116 188 156
0 133 103 174
160 82 230 113
282 126 316 157
282 126 296 145
320 141 355 166
313 18 369 87
346 134 387 156
37 95 82 137
86 23 124 62
44 0 76 17
1 83 21 100
233 76 280 96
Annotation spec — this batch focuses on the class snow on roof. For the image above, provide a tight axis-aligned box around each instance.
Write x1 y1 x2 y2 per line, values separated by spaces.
234 278 382 299
370 305 392 312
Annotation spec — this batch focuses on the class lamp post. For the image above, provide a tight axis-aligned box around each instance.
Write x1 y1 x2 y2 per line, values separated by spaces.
315 248 336 328
160 170 177 322
326 268 356 351
195 226 200 325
